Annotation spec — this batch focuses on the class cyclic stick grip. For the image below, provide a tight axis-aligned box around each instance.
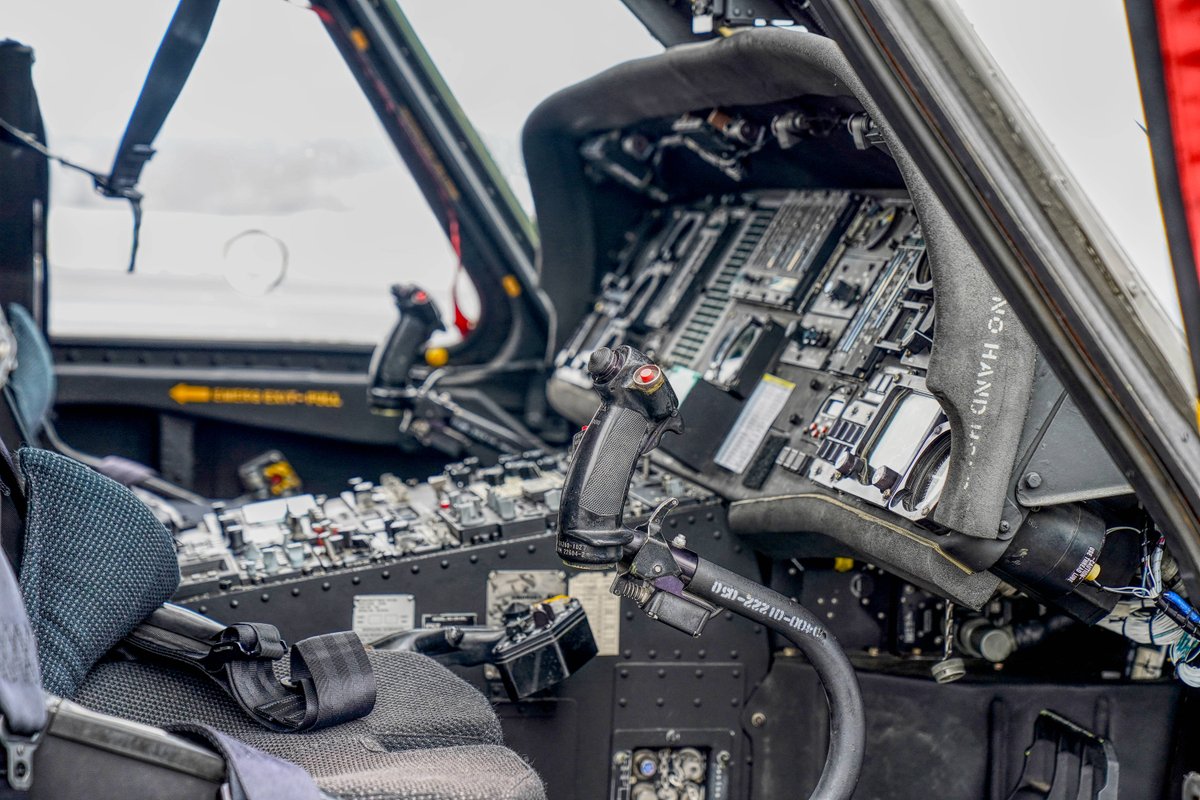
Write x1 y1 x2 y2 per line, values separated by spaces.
367 284 445 411
555 346 683 569
556 344 865 800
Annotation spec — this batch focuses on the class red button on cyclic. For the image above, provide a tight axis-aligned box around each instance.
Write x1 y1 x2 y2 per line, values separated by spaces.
636 366 660 385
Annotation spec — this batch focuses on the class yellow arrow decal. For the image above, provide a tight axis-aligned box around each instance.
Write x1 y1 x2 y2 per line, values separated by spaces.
168 383 342 409
169 383 213 405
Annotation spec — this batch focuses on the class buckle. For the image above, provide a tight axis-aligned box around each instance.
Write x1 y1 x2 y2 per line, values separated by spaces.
1 715 41 791
204 624 287 671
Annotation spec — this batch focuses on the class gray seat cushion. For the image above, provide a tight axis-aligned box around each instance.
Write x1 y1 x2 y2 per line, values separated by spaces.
74 650 544 800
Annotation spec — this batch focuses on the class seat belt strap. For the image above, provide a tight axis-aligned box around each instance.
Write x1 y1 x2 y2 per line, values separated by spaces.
123 604 376 733
98 0 219 272
0 455 42 792
167 723 325 800
105 0 220 198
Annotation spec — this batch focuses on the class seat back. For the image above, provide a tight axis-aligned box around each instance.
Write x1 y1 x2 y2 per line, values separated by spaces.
17 447 179 696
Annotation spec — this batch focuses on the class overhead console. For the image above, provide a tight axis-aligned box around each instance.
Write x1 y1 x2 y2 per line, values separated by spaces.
527 28 1140 617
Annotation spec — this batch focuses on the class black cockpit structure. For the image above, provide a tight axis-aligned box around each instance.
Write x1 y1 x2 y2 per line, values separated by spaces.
0 2 1197 799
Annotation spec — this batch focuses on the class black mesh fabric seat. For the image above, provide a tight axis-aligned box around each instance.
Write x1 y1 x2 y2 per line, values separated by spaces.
75 652 544 800
12 446 545 800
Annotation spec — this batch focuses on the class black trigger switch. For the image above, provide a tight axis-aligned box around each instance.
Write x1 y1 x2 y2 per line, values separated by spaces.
588 347 619 381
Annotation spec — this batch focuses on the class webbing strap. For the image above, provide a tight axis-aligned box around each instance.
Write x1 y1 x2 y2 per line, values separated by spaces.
106 0 220 198
167 723 325 800
125 605 376 732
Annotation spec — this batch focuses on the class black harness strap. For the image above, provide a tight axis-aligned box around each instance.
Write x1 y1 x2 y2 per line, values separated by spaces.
0 0 221 273
124 604 376 733
106 0 220 199
102 0 219 272
0 436 27 590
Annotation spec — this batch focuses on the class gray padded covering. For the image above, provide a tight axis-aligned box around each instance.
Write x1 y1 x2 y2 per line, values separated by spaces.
74 650 544 800
6 303 55 441
784 33 1039 542
18 447 180 697
728 494 999 610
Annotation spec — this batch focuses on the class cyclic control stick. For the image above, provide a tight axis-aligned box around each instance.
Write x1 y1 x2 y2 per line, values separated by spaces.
367 284 445 412
556 344 865 800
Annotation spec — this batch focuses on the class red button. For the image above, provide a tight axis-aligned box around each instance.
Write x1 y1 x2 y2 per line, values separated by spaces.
637 366 658 384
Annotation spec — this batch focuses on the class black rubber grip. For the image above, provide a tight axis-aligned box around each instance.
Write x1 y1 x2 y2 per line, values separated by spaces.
578 406 647 517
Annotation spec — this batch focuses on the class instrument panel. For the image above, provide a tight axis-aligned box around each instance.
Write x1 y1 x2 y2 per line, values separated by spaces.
553 188 947 531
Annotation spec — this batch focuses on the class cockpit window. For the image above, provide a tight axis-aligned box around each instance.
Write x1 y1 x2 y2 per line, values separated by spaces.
401 0 662 216
9 1 473 345
953 0 1183 334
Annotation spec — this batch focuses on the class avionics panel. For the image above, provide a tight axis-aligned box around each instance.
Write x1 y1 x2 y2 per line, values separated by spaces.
553 188 944 528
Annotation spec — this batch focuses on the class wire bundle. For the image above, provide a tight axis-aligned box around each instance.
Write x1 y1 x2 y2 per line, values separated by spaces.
1094 527 1200 686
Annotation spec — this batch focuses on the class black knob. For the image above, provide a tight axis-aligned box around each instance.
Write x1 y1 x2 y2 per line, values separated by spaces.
829 279 860 306
226 524 246 553
798 327 831 348
834 451 864 480
446 464 472 488
587 347 621 382
477 466 505 486
871 466 900 493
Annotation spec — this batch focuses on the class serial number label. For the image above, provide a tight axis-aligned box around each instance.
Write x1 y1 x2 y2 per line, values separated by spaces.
709 580 827 639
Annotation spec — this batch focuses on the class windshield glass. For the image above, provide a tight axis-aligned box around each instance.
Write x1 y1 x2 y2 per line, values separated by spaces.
402 0 662 216
7 1 471 345
952 0 1183 334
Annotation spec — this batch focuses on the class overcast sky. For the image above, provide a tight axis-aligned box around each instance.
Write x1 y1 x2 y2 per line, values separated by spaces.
1 0 1181 345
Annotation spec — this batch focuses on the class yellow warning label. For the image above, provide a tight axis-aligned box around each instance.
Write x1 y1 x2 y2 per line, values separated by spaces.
169 383 343 409
761 373 796 390
263 460 302 496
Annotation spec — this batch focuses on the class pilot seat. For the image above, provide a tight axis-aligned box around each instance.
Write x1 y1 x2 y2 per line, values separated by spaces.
0 410 544 798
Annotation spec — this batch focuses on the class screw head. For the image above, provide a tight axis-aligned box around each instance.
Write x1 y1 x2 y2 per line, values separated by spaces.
750 711 767 727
